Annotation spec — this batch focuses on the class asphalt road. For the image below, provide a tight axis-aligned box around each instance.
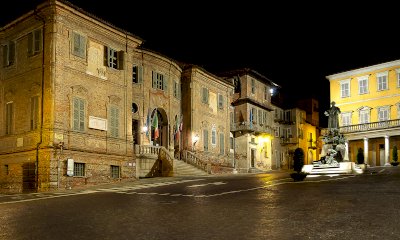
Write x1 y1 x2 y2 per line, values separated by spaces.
0 167 399 240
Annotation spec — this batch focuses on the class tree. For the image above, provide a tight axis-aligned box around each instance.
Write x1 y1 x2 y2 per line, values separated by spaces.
356 148 364 164
290 148 307 181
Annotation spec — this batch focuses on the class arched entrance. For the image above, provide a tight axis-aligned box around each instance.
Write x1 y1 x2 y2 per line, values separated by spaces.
150 108 168 148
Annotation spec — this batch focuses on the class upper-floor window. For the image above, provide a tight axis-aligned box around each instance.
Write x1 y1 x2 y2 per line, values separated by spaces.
258 109 263 125
218 94 224 109
73 97 85 132
398 103 400 119
5 102 14 135
104 46 124 70
251 78 255 94
377 106 390 122
211 127 217 146
359 109 370 124
28 28 42 56
173 81 181 99
377 72 388 91
397 69 400 88
340 79 350 98
2 41 15 67
275 127 280 137
132 65 143 84
109 106 119 138
250 108 256 124
358 76 368 95
152 71 167 91
341 112 351 126
72 32 86 58
202 87 209 104
284 110 292 122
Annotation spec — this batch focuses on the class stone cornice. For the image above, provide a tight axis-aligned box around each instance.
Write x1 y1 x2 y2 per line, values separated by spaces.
326 59 400 81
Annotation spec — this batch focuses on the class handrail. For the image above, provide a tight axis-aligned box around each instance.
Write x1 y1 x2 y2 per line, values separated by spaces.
135 144 160 155
181 150 235 174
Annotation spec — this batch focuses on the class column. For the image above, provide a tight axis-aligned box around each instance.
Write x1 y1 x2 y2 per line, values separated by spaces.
344 141 349 161
385 135 391 166
363 137 368 166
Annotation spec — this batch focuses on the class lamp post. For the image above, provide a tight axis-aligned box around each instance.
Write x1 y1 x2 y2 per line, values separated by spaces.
192 134 199 151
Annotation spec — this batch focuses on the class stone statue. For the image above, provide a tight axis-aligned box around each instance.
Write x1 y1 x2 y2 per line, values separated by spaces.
324 101 341 129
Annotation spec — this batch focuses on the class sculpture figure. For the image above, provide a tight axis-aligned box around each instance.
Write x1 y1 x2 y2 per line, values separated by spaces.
324 101 341 129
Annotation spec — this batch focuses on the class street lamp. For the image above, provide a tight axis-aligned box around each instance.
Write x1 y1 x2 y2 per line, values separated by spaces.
192 134 199 151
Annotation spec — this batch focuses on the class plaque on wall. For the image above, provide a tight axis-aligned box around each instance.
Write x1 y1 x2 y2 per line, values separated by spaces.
89 116 107 131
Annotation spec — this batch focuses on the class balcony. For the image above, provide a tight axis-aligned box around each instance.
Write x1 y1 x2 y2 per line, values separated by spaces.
280 136 297 145
339 119 400 134
230 121 274 135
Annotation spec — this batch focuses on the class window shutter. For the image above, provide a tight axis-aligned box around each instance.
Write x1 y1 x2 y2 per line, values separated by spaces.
152 71 157 88
9 41 15 65
220 133 224 154
203 129 208 151
2 45 7 66
163 75 168 92
6 103 13 135
117 51 124 70
34 29 42 54
104 46 108 66
79 99 85 131
73 98 79 131
138 65 143 83
110 107 119 137
28 32 33 56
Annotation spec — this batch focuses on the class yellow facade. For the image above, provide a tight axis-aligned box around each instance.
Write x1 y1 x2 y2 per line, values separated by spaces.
326 59 400 166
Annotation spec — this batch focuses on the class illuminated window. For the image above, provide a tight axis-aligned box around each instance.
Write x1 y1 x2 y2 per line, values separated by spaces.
377 106 390 121
341 112 352 126
377 72 388 91
359 110 370 124
358 76 368 94
340 79 350 98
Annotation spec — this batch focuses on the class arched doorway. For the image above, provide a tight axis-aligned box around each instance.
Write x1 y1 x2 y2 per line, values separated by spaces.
150 108 168 148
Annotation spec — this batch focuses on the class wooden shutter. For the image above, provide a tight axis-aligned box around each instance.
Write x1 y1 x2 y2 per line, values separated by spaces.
138 65 143 83
152 71 157 88
6 102 13 135
163 75 168 92
110 106 119 137
220 133 224 155
203 129 208 151
104 46 108 66
9 41 15 65
2 45 7 66
117 51 124 70
28 32 33 56
34 29 42 54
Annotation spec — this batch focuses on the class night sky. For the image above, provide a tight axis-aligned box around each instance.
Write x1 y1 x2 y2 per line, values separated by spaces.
2 1 400 128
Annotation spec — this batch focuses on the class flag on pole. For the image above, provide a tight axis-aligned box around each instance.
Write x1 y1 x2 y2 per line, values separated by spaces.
179 114 183 132
146 108 151 138
152 111 159 139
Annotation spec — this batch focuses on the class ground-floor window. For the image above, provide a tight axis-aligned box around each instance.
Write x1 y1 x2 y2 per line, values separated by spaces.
111 165 120 179
74 162 85 177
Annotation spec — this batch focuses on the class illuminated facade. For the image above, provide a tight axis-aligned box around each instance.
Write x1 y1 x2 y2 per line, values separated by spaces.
181 65 234 165
326 59 400 166
220 69 277 172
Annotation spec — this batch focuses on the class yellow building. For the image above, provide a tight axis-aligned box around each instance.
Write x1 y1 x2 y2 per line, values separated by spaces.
326 59 400 166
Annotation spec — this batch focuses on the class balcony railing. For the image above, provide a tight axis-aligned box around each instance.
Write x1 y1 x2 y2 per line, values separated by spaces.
339 119 400 133
230 121 274 135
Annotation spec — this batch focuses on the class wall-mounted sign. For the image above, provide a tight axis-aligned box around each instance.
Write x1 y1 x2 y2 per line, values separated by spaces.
89 116 107 131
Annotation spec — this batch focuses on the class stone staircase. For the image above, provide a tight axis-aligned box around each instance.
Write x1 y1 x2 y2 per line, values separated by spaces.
173 160 209 177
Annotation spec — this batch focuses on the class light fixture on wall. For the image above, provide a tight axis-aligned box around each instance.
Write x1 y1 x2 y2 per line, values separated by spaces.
142 125 148 133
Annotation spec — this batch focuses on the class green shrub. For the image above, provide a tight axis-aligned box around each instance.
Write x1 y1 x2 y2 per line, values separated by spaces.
393 145 398 162
293 148 305 173
356 148 364 164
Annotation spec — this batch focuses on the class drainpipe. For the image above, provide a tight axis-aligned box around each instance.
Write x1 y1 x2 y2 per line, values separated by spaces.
34 10 45 191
